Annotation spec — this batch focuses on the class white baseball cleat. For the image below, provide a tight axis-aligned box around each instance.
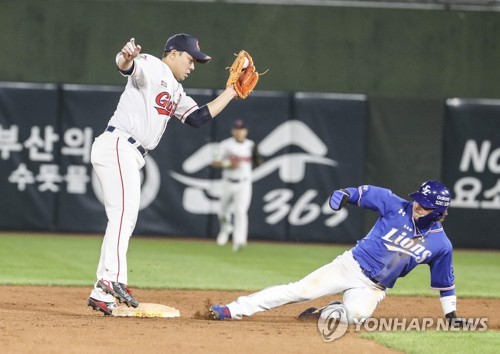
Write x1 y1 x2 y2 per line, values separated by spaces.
216 224 233 245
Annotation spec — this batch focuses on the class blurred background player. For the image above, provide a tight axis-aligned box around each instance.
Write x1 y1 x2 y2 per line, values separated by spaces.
87 34 240 316
210 180 469 327
212 119 263 252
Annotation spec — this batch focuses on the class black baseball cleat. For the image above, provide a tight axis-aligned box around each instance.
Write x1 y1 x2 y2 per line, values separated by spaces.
87 297 118 316
297 301 341 320
298 306 323 320
97 279 139 308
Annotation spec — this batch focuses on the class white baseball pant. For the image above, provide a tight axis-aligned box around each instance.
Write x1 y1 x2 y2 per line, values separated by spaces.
89 131 145 301
217 179 252 249
226 250 387 323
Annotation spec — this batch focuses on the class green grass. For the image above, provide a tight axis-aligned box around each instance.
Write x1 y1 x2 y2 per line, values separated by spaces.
361 331 500 354
0 233 499 297
0 233 342 289
390 250 500 298
1 233 498 353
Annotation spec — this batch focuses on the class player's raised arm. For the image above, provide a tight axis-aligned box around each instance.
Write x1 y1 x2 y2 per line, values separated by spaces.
117 38 142 72
205 86 237 118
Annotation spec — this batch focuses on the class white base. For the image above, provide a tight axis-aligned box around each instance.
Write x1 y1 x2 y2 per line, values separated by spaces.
112 303 180 318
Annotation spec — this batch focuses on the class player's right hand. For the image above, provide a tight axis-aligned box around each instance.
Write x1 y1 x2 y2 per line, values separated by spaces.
329 189 350 211
121 38 142 61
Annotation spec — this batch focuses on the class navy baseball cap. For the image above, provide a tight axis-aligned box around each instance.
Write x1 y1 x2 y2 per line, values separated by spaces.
164 33 211 63
233 119 246 129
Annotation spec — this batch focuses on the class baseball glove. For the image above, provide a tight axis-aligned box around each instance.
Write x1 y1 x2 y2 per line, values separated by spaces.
226 50 263 99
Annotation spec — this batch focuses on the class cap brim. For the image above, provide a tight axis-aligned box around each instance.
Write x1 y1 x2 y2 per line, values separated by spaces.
187 50 211 64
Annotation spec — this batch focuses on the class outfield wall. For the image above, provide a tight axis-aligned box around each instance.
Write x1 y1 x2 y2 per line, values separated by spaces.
2 1 499 192
0 83 367 244
0 82 498 248
1 1 499 247
2 1 499 98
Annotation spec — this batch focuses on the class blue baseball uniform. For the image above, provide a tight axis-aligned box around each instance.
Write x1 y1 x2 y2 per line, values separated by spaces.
349 185 455 291
215 182 459 324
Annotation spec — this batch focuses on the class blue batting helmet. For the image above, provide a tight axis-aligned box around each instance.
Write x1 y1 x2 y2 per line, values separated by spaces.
409 180 451 211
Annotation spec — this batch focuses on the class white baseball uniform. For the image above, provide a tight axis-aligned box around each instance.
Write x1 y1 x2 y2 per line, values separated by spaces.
90 52 200 302
215 137 255 251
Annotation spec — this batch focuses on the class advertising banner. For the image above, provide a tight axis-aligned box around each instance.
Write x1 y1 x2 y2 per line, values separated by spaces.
166 91 367 243
0 83 59 231
57 84 123 233
0 84 367 245
443 98 500 248
170 91 293 241
290 93 367 243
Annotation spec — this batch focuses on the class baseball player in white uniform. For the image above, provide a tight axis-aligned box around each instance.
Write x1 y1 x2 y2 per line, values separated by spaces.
212 120 261 252
87 34 239 315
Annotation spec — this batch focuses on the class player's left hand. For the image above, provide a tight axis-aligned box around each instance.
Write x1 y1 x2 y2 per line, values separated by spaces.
226 50 265 99
329 189 350 211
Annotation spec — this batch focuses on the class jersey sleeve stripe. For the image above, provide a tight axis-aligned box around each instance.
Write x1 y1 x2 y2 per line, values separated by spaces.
429 227 444 233
357 186 363 207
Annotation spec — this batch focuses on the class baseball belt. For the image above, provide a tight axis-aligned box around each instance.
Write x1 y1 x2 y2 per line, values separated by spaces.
361 268 386 290
352 254 387 290
227 177 249 183
106 126 148 157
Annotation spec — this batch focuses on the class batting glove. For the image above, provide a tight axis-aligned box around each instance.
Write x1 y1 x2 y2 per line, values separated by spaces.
329 189 350 211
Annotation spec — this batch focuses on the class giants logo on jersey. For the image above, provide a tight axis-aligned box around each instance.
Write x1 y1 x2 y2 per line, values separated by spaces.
154 91 179 117
382 228 432 263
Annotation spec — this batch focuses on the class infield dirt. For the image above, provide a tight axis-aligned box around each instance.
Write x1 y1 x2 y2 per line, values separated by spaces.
1 286 498 354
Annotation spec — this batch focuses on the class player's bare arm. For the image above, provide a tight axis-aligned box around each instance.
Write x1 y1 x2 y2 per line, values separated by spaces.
117 38 142 71
207 86 237 118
